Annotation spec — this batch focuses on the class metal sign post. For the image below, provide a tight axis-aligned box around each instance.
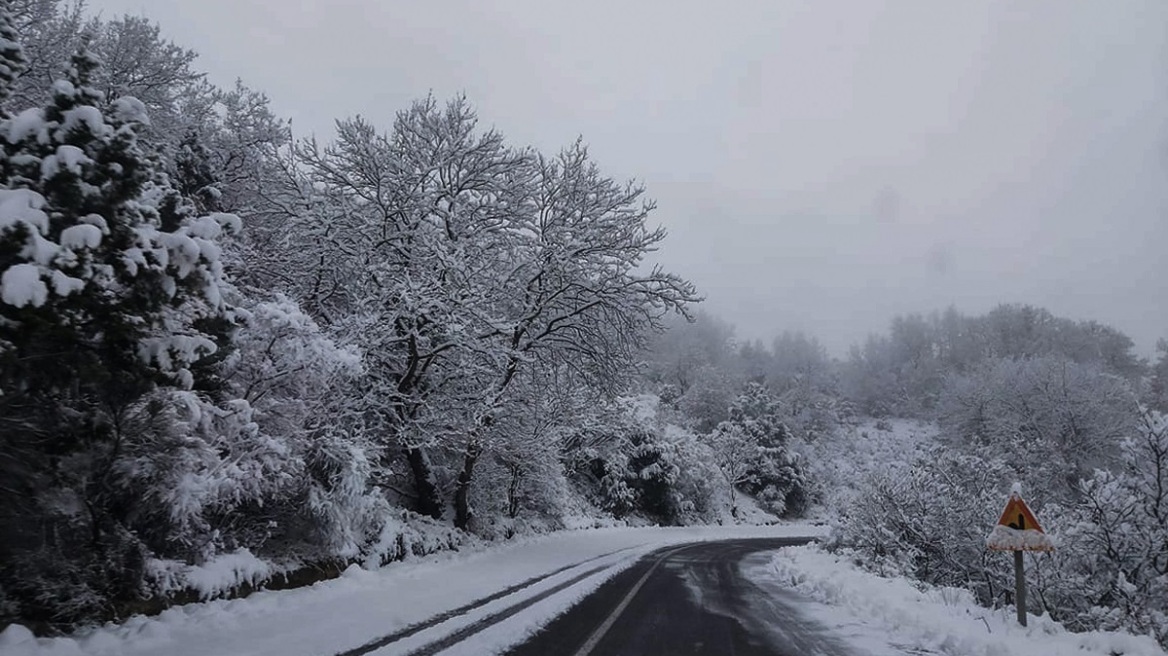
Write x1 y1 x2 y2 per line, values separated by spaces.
986 486 1054 627
1014 551 1026 626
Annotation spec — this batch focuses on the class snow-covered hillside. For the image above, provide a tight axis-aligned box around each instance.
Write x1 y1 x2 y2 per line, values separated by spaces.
798 417 938 512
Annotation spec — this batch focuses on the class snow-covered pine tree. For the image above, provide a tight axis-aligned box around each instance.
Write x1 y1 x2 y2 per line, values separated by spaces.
0 5 27 109
714 383 809 517
0 33 238 626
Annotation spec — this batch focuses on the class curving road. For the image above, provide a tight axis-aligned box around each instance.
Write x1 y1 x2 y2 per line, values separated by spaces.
505 537 856 656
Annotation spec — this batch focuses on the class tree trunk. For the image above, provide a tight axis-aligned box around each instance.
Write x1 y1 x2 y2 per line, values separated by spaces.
454 442 482 530
507 463 522 519
404 447 443 519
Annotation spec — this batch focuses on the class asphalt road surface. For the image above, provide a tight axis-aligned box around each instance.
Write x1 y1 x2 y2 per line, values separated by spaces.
505 537 857 656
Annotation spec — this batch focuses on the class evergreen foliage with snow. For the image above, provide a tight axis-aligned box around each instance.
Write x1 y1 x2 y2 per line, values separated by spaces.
711 383 808 517
0 36 242 627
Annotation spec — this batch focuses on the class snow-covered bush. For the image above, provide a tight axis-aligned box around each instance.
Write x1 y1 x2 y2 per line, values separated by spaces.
1034 410 1168 646
564 396 721 525
830 450 1017 605
796 418 937 513
832 412 1168 649
107 294 373 566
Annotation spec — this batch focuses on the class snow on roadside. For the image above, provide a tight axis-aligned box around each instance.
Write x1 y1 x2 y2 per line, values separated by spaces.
751 545 1167 656
0 523 824 656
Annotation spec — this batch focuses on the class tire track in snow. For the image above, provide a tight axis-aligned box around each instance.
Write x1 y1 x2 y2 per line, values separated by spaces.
409 543 693 656
332 545 638 656
401 563 618 656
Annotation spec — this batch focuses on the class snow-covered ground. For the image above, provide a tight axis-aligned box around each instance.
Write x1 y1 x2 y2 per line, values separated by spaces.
0 523 823 656
751 545 1168 656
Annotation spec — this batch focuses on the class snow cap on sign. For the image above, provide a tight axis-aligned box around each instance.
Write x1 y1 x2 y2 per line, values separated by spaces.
986 490 1055 552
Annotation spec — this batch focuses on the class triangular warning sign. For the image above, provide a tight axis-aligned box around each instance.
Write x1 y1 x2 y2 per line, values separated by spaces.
986 493 1055 552
995 494 1044 533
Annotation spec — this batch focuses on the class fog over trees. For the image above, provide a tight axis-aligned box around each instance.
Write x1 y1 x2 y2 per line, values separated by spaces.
1 1 1166 649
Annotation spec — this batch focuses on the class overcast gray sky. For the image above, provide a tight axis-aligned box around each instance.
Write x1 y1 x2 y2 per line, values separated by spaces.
91 0 1168 356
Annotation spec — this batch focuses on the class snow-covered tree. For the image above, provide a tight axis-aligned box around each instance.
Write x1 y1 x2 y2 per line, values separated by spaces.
286 98 696 528
3 0 85 111
840 333 900 417
677 365 738 432
0 37 238 625
448 138 698 528
939 356 1138 500
1148 338 1168 413
286 97 533 521
768 330 847 441
643 311 737 394
0 5 28 107
709 421 756 517
709 383 809 517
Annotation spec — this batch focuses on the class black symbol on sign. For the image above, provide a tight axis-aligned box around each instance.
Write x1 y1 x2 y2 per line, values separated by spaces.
1008 513 1025 530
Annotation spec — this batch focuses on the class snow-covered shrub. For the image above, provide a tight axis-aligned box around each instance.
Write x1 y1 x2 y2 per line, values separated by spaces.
830 450 1017 606
358 512 471 569
661 427 723 523
624 435 684 522
213 293 378 561
573 427 683 524
796 418 937 513
832 412 1168 648
564 395 720 525
1033 410 1168 647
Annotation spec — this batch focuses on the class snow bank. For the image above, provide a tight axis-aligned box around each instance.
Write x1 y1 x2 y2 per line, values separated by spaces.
145 550 277 601
755 545 1166 656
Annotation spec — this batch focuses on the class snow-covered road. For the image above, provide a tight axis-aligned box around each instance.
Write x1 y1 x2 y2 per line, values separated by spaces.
505 537 851 656
0 524 822 656
9 524 1163 656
